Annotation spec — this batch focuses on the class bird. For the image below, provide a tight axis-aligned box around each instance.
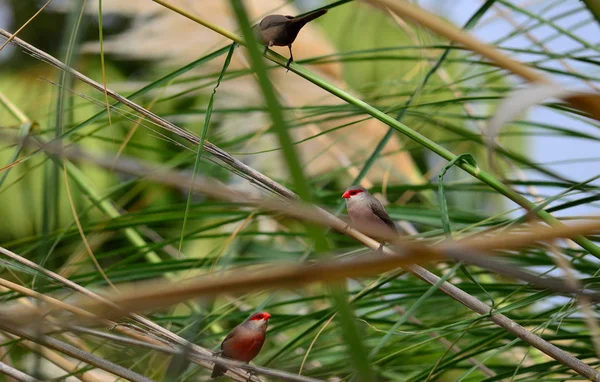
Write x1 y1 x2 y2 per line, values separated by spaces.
342 186 398 251
211 312 271 379
254 9 327 70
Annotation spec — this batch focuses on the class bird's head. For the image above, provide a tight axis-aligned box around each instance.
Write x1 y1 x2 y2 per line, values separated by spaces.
342 186 368 200
245 312 271 330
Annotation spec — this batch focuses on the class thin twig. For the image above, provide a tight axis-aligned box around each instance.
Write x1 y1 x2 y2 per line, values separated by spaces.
3 132 600 382
364 0 600 121
0 239 260 382
0 0 53 53
0 361 40 382
548 243 600 358
0 332 117 382
492 3 599 92
0 243 258 381
1 27 598 381
135 3 600 262
0 322 153 382
0 277 320 382
2 221 600 382
393 305 497 378
63 165 117 290
367 0 546 82
0 28 293 202
19 135 600 300
68 326 324 382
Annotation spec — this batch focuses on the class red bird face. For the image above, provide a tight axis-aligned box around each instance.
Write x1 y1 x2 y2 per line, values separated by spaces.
342 188 365 199
249 312 271 321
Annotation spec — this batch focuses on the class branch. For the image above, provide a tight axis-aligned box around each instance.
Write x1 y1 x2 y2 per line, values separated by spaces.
364 0 600 122
2 130 600 379
0 322 153 382
0 276 321 382
18 134 600 302
0 28 294 202
0 246 258 382
144 1 600 259
5 247 596 380
3 130 600 381
0 361 40 382
69 326 324 382
0 28 598 381
5 334 105 382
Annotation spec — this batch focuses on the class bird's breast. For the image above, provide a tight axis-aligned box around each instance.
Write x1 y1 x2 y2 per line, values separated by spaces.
347 201 395 237
222 331 265 362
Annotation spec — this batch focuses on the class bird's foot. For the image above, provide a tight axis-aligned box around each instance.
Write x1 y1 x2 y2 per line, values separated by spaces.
377 242 385 253
263 45 268 55
245 367 256 382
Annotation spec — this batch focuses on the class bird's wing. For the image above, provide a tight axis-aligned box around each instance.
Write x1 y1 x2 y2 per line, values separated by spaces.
220 329 236 351
369 200 397 233
259 18 290 30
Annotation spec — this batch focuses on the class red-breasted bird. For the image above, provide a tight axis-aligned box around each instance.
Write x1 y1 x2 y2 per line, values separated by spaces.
211 312 271 379
342 186 398 250
254 9 327 69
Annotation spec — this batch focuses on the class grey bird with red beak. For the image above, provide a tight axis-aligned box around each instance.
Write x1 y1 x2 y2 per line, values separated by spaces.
211 312 271 379
254 9 327 70
342 186 398 250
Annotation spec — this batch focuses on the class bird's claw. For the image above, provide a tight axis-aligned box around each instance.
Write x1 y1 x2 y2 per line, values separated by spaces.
377 242 384 253
285 58 293 72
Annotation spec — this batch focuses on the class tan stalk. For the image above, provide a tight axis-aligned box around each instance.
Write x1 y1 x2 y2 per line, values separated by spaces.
0 0 53 53
1 21 599 381
364 0 600 121
4 132 600 379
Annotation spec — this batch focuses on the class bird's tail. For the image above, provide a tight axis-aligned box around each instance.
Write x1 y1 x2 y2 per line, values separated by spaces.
291 9 327 25
211 363 227 379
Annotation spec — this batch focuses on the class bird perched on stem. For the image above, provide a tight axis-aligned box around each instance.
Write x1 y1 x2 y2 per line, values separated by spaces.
254 9 327 70
342 186 398 251
211 312 271 379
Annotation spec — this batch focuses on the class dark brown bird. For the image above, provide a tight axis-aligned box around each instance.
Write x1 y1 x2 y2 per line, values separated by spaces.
342 186 398 251
254 9 327 70
211 312 271 379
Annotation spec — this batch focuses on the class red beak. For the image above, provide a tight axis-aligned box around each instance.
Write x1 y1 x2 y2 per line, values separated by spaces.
264 313 272 320
342 191 351 199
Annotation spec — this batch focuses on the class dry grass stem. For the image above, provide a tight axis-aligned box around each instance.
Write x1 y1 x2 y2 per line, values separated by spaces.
0 322 154 382
366 0 600 122
0 244 259 381
1 10 599 380
0 360 40 382
1 125 599 378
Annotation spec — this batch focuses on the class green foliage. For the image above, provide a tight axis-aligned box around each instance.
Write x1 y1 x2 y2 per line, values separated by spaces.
0 0 599 381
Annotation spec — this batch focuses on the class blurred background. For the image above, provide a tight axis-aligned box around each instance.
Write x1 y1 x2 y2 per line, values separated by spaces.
0 0 599 381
